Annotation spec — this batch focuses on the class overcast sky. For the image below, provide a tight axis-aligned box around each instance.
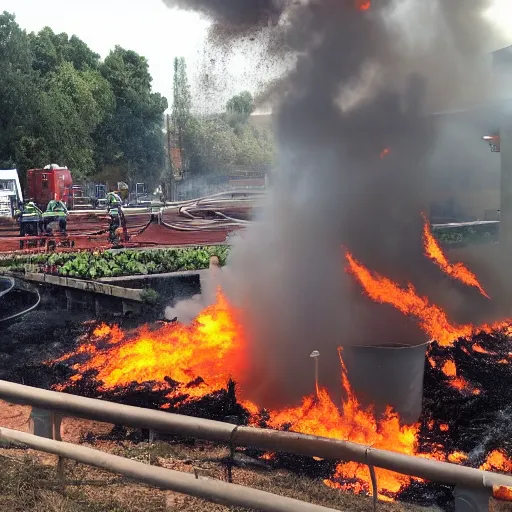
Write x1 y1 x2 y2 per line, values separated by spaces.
3 0 512 110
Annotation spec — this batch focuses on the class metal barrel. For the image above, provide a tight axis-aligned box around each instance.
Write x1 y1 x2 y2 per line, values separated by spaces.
342 341 431 424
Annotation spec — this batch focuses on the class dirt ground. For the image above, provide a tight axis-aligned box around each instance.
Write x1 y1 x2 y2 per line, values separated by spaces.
0 401 510 512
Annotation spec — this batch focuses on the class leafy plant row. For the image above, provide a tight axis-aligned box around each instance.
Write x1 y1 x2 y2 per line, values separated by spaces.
0 247 230 279
433 222 499 247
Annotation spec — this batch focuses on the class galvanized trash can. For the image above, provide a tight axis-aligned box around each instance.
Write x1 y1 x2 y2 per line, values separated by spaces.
342 341 431 425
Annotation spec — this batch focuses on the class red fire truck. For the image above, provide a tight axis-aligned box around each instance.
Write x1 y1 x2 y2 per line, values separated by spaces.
26 164 73 210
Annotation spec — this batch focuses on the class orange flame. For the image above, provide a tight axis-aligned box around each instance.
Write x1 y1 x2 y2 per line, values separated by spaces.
345 251 507 347
268 349 419 499
493 487 512 502
421 213 489 298
52 247 512 502
345 251 474 346
448 452 468 464
380 147 391 159
481 450 512 472
355 0 371 11
472 344 492 355
55 289 246 401
441 360 456 377
439 358 480 394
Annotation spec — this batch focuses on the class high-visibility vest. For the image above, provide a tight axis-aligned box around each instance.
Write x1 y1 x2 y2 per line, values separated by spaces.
45 200 67 217
106 193 122 207
17 203 42 220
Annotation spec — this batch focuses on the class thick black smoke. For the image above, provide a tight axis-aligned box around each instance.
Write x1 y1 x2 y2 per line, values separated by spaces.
164 0 501 408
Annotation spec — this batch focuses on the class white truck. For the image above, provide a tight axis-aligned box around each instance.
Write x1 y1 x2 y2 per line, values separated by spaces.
0 169 23 217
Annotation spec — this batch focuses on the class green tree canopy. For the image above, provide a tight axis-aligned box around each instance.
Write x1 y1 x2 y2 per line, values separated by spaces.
181 89 273 177
184 114 274 176
0 12 167 186
94 46 167 185
226 91 254 117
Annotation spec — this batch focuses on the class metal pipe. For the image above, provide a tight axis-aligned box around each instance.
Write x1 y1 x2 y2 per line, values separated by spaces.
0 380 235 443
233 428 512 490
0 427 340 512
0 380 512 491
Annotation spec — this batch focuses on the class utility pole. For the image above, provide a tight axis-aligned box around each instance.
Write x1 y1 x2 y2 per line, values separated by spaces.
166 113 174 202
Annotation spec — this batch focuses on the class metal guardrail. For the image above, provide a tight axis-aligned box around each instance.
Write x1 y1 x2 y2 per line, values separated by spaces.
0 427 339 512
432 220 499 229
0 379 511 506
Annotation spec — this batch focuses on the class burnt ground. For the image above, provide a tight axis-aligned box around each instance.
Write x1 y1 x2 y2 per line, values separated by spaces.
2 308 512 510
0 307 140 388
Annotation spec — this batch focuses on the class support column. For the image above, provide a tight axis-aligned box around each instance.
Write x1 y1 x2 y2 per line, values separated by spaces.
501 125 512 248
500 124 512 289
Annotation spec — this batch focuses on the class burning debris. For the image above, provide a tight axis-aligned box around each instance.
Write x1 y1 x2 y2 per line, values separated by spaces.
9 219 498 510
39 271 512 507
52 290 248 408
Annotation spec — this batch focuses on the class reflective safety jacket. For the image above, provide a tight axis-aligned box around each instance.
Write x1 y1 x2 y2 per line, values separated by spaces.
14 202 42 221
106 192 122 207
43 200 68 218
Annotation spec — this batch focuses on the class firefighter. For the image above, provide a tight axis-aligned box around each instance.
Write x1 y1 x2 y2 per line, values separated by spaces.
43 199 69 235
107 205 121 243
106 190 123 209
106 190 128 241
14 201 43 249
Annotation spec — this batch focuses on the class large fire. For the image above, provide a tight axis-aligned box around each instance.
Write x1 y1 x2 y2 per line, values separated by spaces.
53 227 512 502
268 349 418 500
55 290 247 402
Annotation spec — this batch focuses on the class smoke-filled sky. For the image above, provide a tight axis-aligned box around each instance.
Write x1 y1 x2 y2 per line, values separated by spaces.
3 0 512 111
154 0 512 409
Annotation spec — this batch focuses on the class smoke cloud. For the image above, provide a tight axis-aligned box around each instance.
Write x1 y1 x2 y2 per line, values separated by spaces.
164 0 503 408
162 0 287 30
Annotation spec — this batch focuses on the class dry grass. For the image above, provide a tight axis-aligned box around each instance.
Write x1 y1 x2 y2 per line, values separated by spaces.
0 439 446 512
0 404 509 512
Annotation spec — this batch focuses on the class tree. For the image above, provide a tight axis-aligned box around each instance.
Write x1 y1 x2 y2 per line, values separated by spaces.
226 91 254 126
0 13 166 186
0 12 42 171
183 114 274 176
171 57 192 152
94 46 168 185
36 61 114 179
29 27 100 75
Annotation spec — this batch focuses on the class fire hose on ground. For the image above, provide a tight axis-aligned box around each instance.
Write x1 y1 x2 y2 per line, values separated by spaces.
0 276 14 298
0 380 510 493
0 277 41 323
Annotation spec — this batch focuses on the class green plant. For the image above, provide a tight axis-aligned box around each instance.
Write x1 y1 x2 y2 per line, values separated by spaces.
0 246 231 280
140 288 161 306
